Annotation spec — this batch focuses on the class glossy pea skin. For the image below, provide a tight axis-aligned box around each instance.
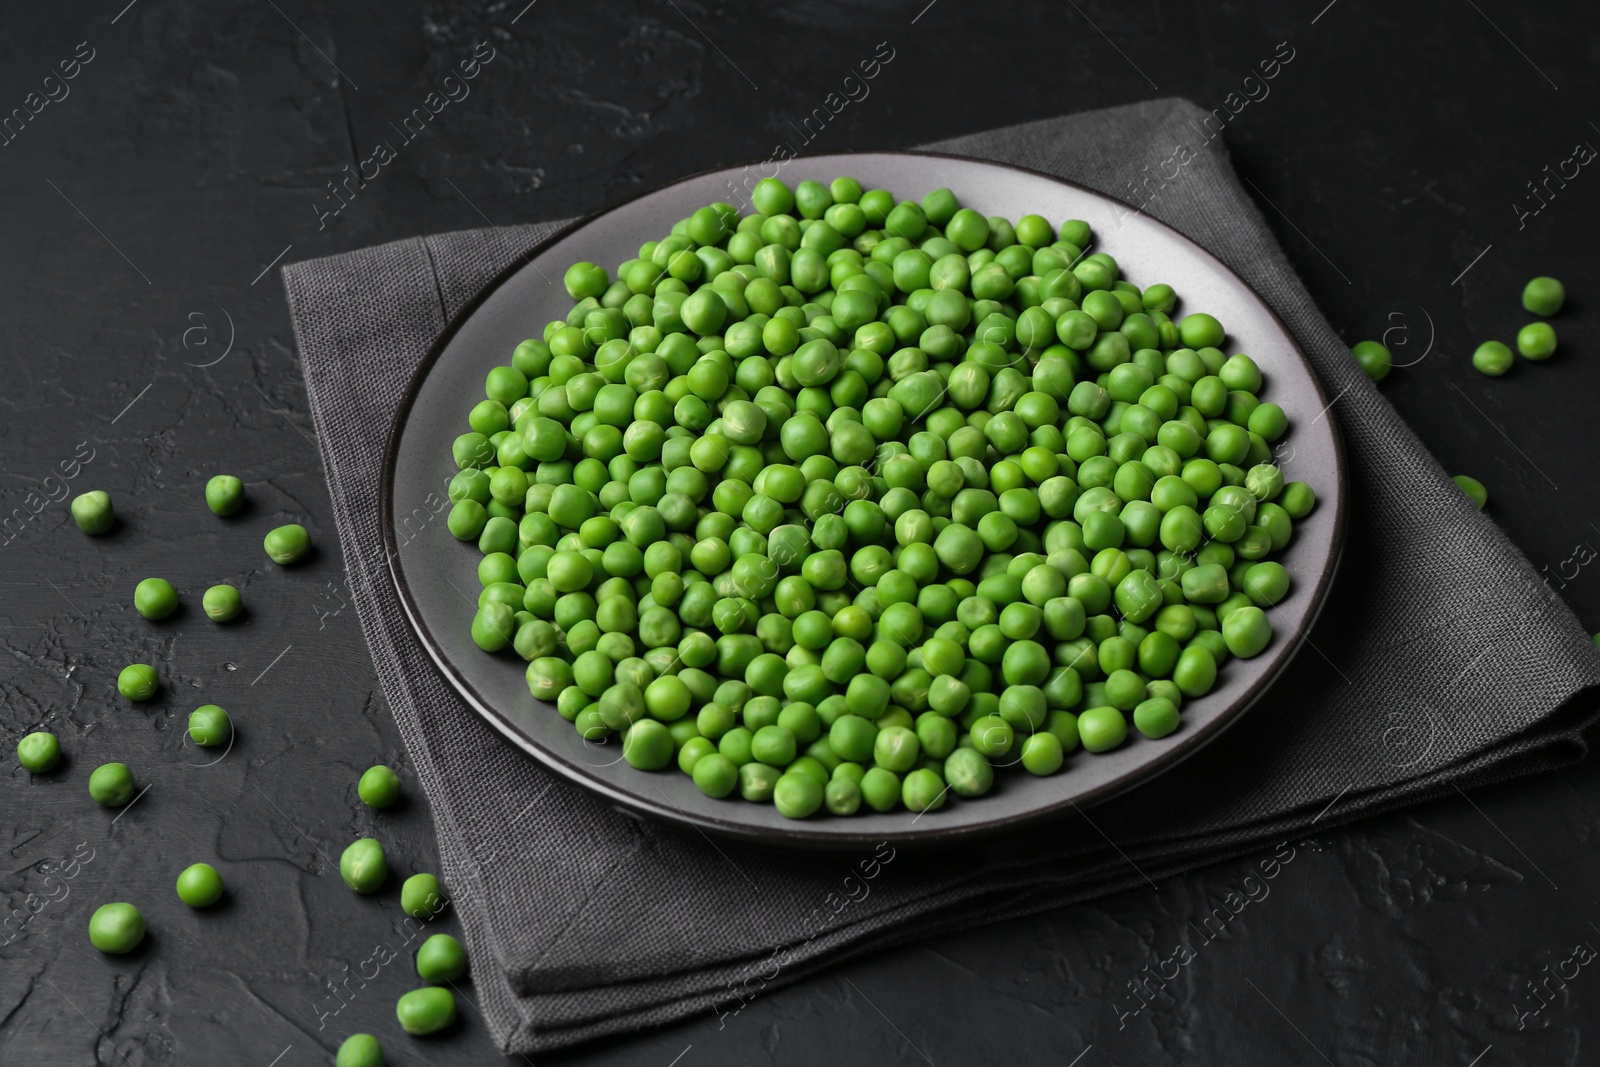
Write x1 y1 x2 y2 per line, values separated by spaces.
1521 276 1564 316
1133 697 1180 739
774 771 824 818
396 987 458 1035
340 838 388 894
176 862 225 907
202 583 243 621
134 578 179 620
263 523 311 565
205 475 246 516
901 768 946 812
1020 732 1065 775
416 933 469 983
336 1034 386 1067
944 747 994 797
88 902 145 954
188 705 233 746
359 765 402 808
1221 605 1272 658
624 720 674 769
17 731 60 773
1516 322 1556 360
1350 340 1391 382
1077 706 1128 752
89 762 136 807
71 490 115 534
1453 474 1488 510
1471 341 1513 377
402 873 445 920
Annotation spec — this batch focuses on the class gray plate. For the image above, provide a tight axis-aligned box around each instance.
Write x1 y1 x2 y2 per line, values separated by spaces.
381 151 1347 850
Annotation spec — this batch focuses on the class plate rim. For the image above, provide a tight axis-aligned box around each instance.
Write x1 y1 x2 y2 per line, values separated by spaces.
379 148 1349 850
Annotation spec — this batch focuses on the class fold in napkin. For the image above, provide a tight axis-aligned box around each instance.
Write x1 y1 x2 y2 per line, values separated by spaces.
283 97 1600 1053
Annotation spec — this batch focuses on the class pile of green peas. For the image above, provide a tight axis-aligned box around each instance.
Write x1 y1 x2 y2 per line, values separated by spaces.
446 176 1316 819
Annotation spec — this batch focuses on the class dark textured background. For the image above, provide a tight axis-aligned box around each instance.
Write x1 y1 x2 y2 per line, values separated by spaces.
2 1 1597 1064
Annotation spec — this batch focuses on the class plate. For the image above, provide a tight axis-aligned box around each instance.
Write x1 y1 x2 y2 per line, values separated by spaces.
381 151 1346 849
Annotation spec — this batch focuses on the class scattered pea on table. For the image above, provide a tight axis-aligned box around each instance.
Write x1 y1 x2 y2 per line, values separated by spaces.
358 765 402 808
133 578 178 620
401 873 445 920
117 663 159 702
17 731 60 773
340 838 388 894
202 583 243 621
1516 321 1557 361
175 862 225 907
264 523 311 564
188 705 232 746
70 490 115 534
335 1034 386 1067
416 933 468 983
1471 341 1514 377
88 763 137 807
205 474 246 516
88 902 145 954
1521 275 1565 317
395 987 457 1035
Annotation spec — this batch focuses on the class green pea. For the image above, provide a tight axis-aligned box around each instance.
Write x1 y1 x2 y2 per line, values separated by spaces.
264 523 311 565
1178 313 1225 349
943 747 994 797
1133 697 1180 739
773 771 824 818
623 719 673 769
860 766 901 811
396 986 457 1035
71 490 115 534
1453 474 1488 510
901 768 946 812
357 765 401 808
89 762 136 807
969 715 1013 758
1020 731 1065 775
205 474 246 516
402 873 445 920
88 902 145 954
416 933 468 983
1521 276 1564 316
197 583 242 622
1350 340 1391 382
17 731 61 773
336 1034 386 1067
1472 340 1514 377
188 705 233 746
1077 706 1128 752
1280 481 1316 518
1516 322 1556 360
1221 605 1272 658
133 577 178 620
340 838 388 894
176 862 225 907
693 753 738 797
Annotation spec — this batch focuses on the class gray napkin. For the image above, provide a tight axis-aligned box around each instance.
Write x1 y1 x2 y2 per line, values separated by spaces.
282 98 1600 1054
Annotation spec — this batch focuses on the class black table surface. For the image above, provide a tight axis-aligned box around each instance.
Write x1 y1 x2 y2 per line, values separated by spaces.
3 2 1597 1064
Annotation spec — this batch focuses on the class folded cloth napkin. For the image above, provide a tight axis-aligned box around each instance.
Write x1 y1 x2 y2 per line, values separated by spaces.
283 97 1600 1054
